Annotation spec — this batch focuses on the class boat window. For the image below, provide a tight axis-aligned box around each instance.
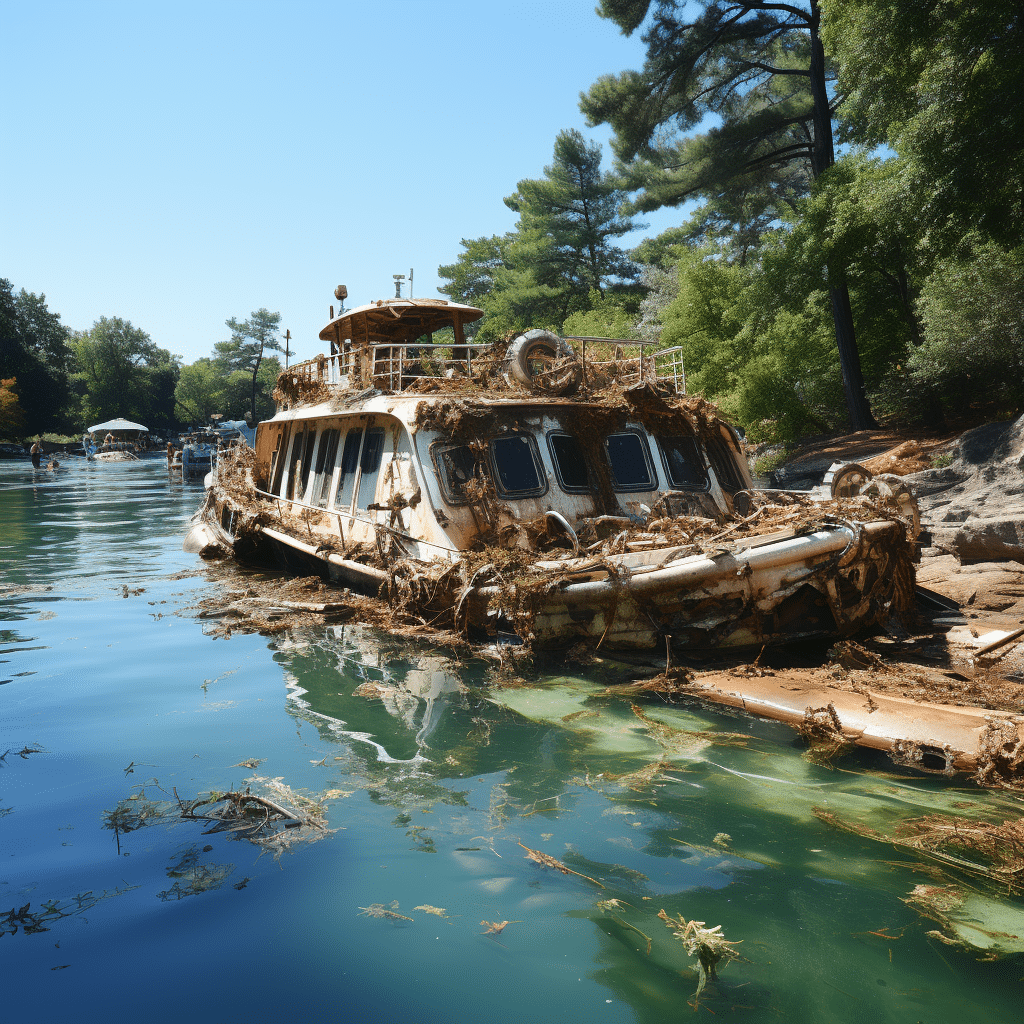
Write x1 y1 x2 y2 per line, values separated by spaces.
356 429 388 509
298 430 316 499
433 443 479 505
271 425 289 496
332 427 363 509
312 428 340 508
360 428 385 475
547 432 591 493
657 436 708 491
704 431 746 493
605 431 656 491
490 434 546 498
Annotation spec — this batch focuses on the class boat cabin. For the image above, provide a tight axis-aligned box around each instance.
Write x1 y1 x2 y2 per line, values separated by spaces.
252 300 750 561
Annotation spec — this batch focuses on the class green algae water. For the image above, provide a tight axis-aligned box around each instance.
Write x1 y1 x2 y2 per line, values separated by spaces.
3 457 1023 1023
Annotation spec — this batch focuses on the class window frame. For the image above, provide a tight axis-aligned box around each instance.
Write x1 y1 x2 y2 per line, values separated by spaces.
546 430 592 495
488 432 548 500
604 429 658 493
655 434 710 492
430 441 481 507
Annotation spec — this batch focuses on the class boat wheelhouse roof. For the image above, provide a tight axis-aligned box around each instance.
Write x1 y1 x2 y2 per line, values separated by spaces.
318 297 484 346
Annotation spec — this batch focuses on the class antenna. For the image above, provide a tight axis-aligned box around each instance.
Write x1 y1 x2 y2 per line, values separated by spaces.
284 328 291 369
408 268 414 299
392 273 406 298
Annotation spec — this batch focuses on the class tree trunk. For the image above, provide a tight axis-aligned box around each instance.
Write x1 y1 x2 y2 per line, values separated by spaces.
250 342 264 424
828 281 877 431
809 0 877 431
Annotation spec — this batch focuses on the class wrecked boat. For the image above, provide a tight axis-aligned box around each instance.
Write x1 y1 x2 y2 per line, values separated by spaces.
186 296 917 652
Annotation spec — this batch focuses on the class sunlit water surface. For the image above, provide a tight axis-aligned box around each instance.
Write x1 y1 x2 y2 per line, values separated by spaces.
2 458 1022 1023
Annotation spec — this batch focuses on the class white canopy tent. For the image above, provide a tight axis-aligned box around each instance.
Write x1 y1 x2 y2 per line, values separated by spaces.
87 418 149 434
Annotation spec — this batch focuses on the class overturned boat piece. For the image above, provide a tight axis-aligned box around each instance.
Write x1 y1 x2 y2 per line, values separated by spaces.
187 296 919 652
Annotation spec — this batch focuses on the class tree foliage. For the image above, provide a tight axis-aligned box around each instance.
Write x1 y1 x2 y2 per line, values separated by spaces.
0 279 73 434
581 0 877 429
0 377 27 437
214 309 282 423
439 130 639 342
824 0 1024 249
71 317 179 428
909 240 1024 406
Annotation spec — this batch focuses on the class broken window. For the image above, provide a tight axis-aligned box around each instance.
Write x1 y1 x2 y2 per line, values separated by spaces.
605 431 656 491
433 443 479 505
298 429 316 498
548 431 590 493
657 435 708 490
490 434 546 498
356 428 387 509
360 428 385 475
704 431 746 493
332 427 364 510
287 429 315 500
271 425 289 496
312 428 340 508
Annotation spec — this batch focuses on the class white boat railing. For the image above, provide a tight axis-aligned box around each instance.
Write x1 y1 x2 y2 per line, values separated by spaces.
284 340 686 393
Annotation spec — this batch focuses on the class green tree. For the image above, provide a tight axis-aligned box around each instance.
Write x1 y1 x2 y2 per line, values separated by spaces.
0 279 73 433
505 128 639 299
214 309 282 423
562 290 641 341
908 240 1024 410
217 356 282 422
439 130 639 341
581 0 878 429
0 377 27 437
824 0 1024 250
174 358 224 426
437 234 516 315
71 317 179 427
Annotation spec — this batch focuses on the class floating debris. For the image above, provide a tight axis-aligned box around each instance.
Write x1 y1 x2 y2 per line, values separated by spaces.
596 760 677 792
1 886 138 938
799 702 856 766
902 884 1024 960
233 757 265 769
174 775 332 856
518 841 605 888
630 703 750 756
102 794 167 854
481 919 510 934
814 809 1024 888
157 845 234 900
658 909 743 1004
359 901 413 922
414 905 449 917
0 744 45 765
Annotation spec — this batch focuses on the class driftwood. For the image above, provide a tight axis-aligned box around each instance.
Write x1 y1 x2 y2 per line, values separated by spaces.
174 786 322 839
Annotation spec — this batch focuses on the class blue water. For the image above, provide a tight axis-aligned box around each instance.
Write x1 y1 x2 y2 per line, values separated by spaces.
3 458 1023 1023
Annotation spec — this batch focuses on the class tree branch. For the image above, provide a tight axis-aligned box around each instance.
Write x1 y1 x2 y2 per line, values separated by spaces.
734 59 810 77
727 0 811 23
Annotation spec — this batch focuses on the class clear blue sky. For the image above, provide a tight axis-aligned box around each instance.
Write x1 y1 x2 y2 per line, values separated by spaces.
2 0 682 364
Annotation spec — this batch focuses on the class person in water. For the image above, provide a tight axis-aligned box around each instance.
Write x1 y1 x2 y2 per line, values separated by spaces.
30 437 43 469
